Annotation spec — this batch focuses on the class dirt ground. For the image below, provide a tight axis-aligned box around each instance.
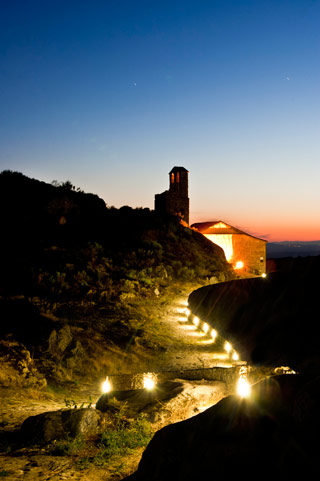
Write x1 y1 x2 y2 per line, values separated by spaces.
0 291 233 481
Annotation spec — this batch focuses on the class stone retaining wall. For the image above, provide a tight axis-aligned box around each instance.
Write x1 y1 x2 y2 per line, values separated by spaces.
107 365 274 392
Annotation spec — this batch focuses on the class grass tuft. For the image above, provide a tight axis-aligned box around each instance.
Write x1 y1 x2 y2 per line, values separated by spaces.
48 435 85 456
98 412 153 457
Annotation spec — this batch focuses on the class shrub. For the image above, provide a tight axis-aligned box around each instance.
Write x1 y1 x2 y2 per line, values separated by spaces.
49 435 85 456
99 412 153 457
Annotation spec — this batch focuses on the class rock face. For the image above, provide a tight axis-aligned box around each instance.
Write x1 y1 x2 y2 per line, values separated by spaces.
96 381 184 412
125 374 320 481
188 261 320 372
20 408 107 443
97 380 226 429
0 340 46 388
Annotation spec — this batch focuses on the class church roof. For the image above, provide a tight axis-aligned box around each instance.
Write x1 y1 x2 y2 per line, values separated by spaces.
169 166 189 174
191 221 267 242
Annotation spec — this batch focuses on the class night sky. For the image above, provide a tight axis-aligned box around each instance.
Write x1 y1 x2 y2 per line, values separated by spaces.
1 0 319 241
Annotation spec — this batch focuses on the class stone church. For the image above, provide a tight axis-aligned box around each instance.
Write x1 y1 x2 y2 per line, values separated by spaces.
155 167 267 275
155 167 190 225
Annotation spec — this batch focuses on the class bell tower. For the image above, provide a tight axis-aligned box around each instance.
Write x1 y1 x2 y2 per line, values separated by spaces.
155 166 190 225
169 167 189 197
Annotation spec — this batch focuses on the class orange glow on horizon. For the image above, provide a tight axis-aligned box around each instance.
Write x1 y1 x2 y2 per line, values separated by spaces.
238 214 320 242
260 225 320 242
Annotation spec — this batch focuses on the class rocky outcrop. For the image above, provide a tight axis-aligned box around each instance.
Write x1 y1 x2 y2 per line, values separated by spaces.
97 380 226 429
20 408 107 443
125 374 320 481
0 340 46 389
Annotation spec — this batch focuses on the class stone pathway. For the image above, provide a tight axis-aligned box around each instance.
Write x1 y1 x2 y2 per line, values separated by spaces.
0 289 237 481
156 295 237 371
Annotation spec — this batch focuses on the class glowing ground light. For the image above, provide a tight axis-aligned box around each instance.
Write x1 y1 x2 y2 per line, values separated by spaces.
232 351 239 361
237 376 251 398
211 329 217 341
262 273 267 278
202 322 209 334
101 377 112 393
193 316 200 327
235 261 244 269
224 341 232 353
143 376 155 391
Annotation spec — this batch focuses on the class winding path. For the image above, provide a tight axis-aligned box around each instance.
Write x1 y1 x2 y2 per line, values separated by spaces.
155 293 239 372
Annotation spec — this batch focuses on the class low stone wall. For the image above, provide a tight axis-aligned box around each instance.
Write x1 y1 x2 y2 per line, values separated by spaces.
107 365 274 392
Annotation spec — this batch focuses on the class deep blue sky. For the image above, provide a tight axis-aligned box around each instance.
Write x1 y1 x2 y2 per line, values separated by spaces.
1 0 319 240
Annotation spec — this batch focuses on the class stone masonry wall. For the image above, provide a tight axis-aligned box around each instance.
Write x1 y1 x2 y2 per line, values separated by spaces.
232 235 266 275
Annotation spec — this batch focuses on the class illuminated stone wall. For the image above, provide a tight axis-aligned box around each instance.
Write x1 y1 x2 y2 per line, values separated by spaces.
192 221 266 275
204 234 233 261
232 235 266 275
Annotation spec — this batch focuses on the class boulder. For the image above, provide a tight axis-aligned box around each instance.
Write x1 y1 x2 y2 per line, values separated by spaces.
20 408 107 443
96 380 226 428
48 325 73 360
96 381 184 412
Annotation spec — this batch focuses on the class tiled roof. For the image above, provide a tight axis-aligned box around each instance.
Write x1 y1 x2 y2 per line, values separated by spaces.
169 166 189 174
191 221 267 242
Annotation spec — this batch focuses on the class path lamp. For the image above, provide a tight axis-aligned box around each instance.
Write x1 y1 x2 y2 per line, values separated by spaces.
143 376 156 391
192 316 200 327
224 341 232 354
193 316 200 327
237 376 251 398
202 322 209 334
236 367 251 398
211 329 217 341
101 376 112 394
232 351 239 361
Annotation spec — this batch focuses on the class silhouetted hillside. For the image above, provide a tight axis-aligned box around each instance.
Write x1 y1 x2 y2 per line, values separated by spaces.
0 171 233 385
0 170 107 242
0 170 233 297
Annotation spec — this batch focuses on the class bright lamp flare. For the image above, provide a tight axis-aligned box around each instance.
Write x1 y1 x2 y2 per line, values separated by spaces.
211 329 217 341
237 376 251 398
193 316 200 327
102 377 112 393
262 273 267 278
202 322 209 334
185 308 190 316
224 341 232 353
232 351 239 361
235 261 244 270
143 376 155 391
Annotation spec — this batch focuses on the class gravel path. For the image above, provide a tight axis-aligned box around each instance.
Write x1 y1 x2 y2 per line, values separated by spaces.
156 294 234 371
0 289 233 481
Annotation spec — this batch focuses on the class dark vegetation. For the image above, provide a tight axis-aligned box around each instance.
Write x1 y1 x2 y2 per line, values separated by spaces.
0 170 233 385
